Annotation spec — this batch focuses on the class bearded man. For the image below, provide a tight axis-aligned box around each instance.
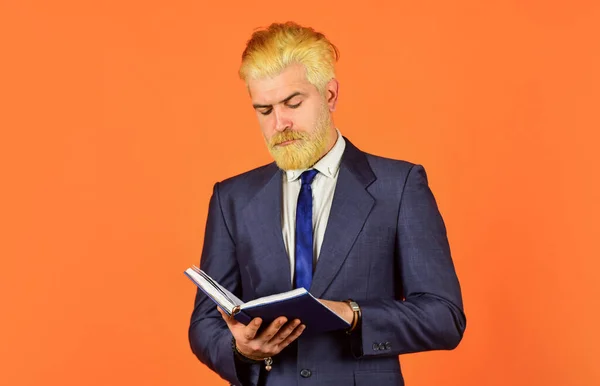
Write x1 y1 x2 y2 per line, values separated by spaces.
188 22 466 386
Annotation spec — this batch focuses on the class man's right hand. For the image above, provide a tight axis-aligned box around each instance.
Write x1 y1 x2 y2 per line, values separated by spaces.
217 306 305 360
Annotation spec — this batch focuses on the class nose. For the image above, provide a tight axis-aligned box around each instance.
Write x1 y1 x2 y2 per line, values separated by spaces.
273 107 292 132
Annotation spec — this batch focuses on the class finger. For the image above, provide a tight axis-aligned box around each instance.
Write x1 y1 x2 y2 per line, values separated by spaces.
243 318 263 341
268 319 301 344
278 323 306 349
217 306 239 328
216 306 229 320
257 317 288 342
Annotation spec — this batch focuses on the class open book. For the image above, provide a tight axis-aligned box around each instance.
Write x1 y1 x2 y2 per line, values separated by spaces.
184 266 350 334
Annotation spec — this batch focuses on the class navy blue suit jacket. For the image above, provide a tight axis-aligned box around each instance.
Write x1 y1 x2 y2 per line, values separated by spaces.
189 138 466 386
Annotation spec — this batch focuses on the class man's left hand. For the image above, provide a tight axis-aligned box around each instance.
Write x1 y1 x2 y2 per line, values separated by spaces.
318 299 354 324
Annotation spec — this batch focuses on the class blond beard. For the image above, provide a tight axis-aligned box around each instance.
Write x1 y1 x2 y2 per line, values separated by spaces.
266 107 332 171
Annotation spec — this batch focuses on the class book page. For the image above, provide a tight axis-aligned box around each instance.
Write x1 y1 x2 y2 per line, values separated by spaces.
241 288 307 310
185 268 238 314
197 269 243 307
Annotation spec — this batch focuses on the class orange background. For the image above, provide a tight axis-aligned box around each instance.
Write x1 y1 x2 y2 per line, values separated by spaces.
1 1 599 385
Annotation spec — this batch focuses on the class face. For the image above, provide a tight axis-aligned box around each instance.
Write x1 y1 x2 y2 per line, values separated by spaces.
247 63 339 171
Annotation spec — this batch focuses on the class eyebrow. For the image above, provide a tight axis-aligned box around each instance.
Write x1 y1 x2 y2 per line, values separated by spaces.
252 92 304 109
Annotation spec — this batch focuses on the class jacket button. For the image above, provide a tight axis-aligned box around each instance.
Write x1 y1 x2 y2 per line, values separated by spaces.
385 342 392 350
300 369 312 378
379 343 386 351
372 343 380 351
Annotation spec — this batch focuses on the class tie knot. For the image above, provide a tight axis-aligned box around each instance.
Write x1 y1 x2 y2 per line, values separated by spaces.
300 169 319 186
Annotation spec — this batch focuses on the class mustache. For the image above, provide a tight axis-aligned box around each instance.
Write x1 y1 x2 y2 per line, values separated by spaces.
269 131 309 147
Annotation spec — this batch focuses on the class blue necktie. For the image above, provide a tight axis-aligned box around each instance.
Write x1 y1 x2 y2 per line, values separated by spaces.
295 169 319 290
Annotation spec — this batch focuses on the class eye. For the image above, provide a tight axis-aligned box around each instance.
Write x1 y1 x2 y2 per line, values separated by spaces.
288 102 302 109
259 108 272 116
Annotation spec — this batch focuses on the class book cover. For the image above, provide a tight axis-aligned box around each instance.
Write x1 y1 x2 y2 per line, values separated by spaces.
185 267 350 334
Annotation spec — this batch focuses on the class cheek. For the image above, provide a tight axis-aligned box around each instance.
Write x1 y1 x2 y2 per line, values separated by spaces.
297 102 323 127
296 112 318 131
257 116 274 138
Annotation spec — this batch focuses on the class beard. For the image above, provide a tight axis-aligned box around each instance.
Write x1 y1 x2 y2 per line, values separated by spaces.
266 105 332 171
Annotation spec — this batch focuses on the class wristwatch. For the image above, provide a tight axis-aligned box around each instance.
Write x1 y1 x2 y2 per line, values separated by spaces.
344 299 361 334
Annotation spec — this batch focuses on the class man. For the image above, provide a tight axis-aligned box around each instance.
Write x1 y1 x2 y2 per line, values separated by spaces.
189 22 466 386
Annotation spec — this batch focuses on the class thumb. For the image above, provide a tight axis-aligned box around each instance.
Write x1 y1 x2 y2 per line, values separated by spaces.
217 306 239 328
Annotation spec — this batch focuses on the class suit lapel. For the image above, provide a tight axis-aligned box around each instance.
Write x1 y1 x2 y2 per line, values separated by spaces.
241 165 293 294
310 139 376 298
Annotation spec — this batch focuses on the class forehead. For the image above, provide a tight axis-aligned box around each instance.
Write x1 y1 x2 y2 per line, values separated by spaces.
248 64 316 104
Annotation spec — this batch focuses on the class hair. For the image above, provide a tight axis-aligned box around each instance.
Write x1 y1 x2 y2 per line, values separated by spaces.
239 22 340 93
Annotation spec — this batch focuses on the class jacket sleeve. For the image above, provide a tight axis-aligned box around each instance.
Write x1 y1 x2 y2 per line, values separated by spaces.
188 182 261 385
354 164 467 357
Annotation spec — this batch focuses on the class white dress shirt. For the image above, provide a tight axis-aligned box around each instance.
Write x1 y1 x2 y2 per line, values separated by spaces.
282 129 346 282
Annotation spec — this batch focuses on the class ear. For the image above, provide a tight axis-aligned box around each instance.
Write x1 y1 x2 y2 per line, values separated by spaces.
325 78 339 112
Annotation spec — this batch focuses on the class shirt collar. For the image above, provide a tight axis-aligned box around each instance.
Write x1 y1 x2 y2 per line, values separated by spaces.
285 129 346 182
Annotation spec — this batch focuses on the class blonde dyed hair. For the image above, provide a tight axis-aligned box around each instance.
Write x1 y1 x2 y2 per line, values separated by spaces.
239 22 340 93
